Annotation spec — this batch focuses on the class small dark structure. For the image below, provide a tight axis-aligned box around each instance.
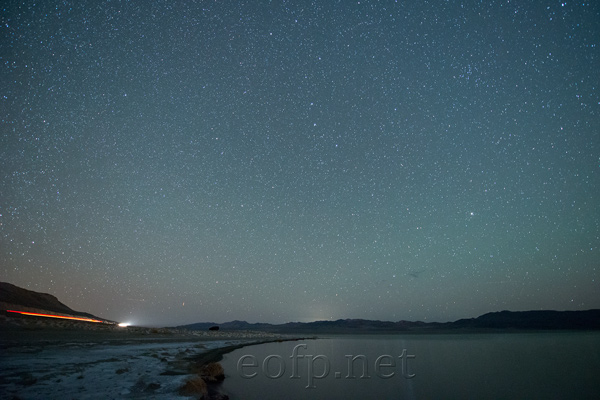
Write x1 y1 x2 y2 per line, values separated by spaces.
208 325 219 331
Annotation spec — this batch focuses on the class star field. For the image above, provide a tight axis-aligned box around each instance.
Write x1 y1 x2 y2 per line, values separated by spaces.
1 1 599 326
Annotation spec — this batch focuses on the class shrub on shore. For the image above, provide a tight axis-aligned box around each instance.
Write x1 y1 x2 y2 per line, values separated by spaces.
178 375 208 397
179 362 225 398
200 362 225 382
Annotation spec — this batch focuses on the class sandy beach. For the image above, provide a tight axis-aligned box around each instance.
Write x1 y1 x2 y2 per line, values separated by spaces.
0 316 289 399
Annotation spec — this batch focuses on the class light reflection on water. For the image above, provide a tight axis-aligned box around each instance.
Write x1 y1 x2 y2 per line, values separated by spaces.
219 332 600 400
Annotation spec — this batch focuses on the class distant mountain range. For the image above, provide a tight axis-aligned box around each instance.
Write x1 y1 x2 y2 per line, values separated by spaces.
178 310 600 334
0 281 107 322
2 282 599 332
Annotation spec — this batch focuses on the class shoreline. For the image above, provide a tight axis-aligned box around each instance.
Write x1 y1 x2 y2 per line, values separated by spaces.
190 336 318 366
186 336 318 400
0 320 298 399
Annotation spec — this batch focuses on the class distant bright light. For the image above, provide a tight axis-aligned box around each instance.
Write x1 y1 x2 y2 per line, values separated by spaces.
118 322 130 327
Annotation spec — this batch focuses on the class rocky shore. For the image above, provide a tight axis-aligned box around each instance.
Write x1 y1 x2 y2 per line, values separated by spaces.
179 336 317 399
0 314 293 399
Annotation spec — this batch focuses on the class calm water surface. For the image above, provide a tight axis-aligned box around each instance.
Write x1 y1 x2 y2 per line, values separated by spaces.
219 332 600 399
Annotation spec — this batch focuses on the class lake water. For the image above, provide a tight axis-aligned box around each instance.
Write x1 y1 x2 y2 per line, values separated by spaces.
219 332 600 399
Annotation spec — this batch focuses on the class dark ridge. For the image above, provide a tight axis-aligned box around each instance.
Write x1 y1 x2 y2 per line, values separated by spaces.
0 281 105 321
178 310 600 334
454 310 600 330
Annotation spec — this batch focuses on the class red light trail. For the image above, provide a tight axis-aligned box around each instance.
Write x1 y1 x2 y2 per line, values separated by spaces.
6 310 103 323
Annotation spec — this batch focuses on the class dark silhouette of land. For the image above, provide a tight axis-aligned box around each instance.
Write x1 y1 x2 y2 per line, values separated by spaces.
179 309 600 334
2 281 599 334
0 281 108 322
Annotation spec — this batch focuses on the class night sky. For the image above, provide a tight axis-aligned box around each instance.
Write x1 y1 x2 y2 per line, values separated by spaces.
2 1 599 327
